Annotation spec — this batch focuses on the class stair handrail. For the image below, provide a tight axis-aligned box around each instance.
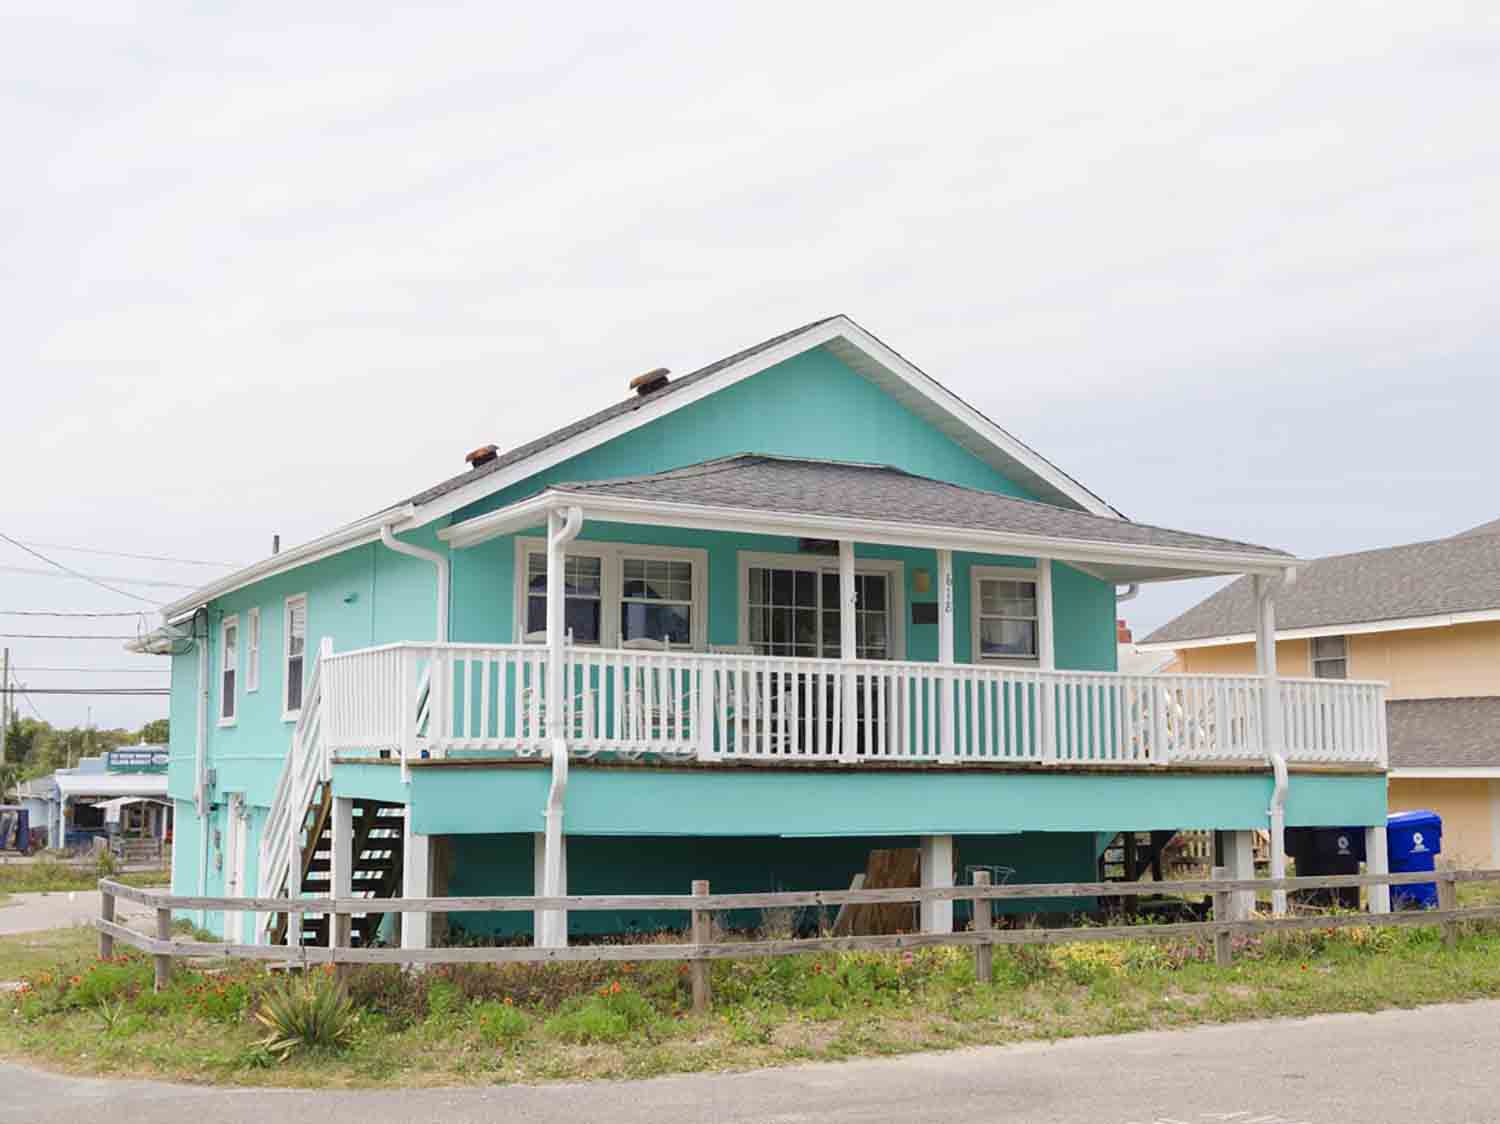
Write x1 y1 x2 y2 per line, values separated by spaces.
256 638 332 939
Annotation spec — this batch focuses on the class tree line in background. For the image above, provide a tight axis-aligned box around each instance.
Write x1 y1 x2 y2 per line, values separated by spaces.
2 716 168 791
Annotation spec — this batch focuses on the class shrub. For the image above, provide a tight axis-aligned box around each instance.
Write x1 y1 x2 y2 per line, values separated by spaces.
474 999 529 1045
254 973 359 1059
343 966 427 1029
426 979 461 1021
544 982 658 1044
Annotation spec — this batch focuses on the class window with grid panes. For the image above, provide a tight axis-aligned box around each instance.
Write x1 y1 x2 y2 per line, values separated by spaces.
975 577 1038 660
525 552 603 644
620 557 693 645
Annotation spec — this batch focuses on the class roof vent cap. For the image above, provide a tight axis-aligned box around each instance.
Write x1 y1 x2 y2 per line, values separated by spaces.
465 443 499 469
630 368 670 396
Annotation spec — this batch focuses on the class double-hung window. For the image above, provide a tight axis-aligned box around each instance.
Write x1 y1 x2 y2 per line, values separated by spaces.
518 541 705 648
525 552 604 644
972 568 1040 662
219 616 238 724
1311 635 1347 679
284 594 308 719
245 607 261 692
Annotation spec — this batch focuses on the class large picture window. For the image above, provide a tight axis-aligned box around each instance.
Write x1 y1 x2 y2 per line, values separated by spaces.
740 554 901 659
972 568 1040 662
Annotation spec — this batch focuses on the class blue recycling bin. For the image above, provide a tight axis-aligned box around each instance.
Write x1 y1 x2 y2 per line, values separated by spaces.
1387 810 1442 909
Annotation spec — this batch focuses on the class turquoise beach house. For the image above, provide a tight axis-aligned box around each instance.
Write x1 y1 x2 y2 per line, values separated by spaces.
130 316 1392 949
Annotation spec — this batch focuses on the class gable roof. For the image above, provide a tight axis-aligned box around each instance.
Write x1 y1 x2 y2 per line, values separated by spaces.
1141 522 1500 648
443 454 1294 583
1387 697 1500 771
157 315 1124 622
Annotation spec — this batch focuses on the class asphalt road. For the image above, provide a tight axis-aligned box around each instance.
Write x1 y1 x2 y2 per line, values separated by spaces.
5 999 1497 1123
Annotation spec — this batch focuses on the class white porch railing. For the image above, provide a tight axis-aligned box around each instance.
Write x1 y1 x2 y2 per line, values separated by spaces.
318 642 1388 770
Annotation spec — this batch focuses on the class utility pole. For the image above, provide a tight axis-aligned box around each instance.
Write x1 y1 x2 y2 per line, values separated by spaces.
0 646 9 765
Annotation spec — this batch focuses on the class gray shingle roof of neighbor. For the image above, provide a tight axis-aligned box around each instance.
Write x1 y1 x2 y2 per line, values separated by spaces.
1143 522 1500 645
542 454 1292 559
404 314 1114 516
1387 697 1500 769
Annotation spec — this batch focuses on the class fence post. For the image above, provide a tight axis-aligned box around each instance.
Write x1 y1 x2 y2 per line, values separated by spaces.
690 880 711 1014
972 870 993 985
1438 871 1459 950
1211 865 1233 968
154 905 173 992
98 885 116 959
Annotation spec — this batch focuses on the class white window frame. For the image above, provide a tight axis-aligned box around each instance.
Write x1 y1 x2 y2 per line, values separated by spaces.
970 564 1042 666
1310 634 1348 679
218 614 239 726
513 537 709 650
245 607 261 693
736 550 905 659
283 593 308 722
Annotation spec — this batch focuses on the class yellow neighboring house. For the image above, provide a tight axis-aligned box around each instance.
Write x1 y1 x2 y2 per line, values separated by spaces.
1141 519 1500 867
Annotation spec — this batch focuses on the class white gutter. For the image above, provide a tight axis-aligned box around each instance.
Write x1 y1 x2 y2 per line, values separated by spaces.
1117 583 1140 602
541 504 584 948
379 525 450 643
440 489 1297 578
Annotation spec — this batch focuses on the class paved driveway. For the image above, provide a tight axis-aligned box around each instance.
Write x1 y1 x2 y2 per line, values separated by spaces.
4 999 1496 1123
0 891 154 938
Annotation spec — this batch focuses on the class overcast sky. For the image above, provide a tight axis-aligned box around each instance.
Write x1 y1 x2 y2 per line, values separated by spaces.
3 3 1497 730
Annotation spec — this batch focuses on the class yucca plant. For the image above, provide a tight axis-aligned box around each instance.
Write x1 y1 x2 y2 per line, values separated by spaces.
253 972 358 1060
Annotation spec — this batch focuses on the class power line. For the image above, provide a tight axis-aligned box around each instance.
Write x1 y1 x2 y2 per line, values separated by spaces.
0 609 151 618
12 666 170 674
0 633 141 640
0 533 161 605
0 564 193 591
13 687 168 695
11 539 238 568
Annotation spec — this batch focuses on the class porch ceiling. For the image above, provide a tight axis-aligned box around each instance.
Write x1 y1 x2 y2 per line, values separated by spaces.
439 455 1297 584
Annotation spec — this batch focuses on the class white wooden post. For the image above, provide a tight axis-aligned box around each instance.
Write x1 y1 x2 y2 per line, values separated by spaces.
330 796 353 965
838 540 858 761
1254 574 1289 915
401 808 431 951
533 830 567 945
937 549 956 762
1036 558 1056 763
1221 829 1257 921
919 834 954 933
1366 823 1391 914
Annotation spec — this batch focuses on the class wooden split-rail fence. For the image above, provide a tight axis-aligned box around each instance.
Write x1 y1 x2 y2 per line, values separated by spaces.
97 869 1500 1012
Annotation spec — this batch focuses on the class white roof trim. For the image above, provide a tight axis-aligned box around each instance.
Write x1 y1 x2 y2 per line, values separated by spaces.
1137 607 1500 652
158 316 1122 617
55 773 170 798
440 491 1294 578
1389 767 1500 780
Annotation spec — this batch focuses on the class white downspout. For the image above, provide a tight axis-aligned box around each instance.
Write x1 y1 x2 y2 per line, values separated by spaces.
1116 583 1140 603
195 610 210 923
1255 570 1292 916
542 505 584 947
379 525 450 642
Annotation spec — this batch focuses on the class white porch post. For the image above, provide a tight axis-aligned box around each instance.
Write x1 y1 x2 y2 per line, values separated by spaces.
1366 824 1391 914
330 796 353 954
937 549 956 761
1035 557 1056 762
1221 830 1257 920
401 808 431 951
838 540 858 761
1254 574 1289 916
533 830 568 941
919 834 954 933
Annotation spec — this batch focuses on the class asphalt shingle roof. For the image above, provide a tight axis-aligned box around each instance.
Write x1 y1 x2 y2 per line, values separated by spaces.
1144 525 1500 645
1388 697 1500 769
544 455 1290 559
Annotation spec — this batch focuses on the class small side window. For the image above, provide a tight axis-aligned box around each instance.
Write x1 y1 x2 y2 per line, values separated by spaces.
284 595 308 719
1311 635 1347 679
219 616 238 724
246 608 261 692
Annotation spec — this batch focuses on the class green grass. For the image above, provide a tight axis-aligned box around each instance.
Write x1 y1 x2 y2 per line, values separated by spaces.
4 917 1500 1087
0 860 169 895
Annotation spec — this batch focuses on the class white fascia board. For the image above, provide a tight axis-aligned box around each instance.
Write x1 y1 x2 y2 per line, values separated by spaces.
159 506 413 623
1137 607 1500 653
441 490 1293 577
1389 767 1500 780
406 317 1121 533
